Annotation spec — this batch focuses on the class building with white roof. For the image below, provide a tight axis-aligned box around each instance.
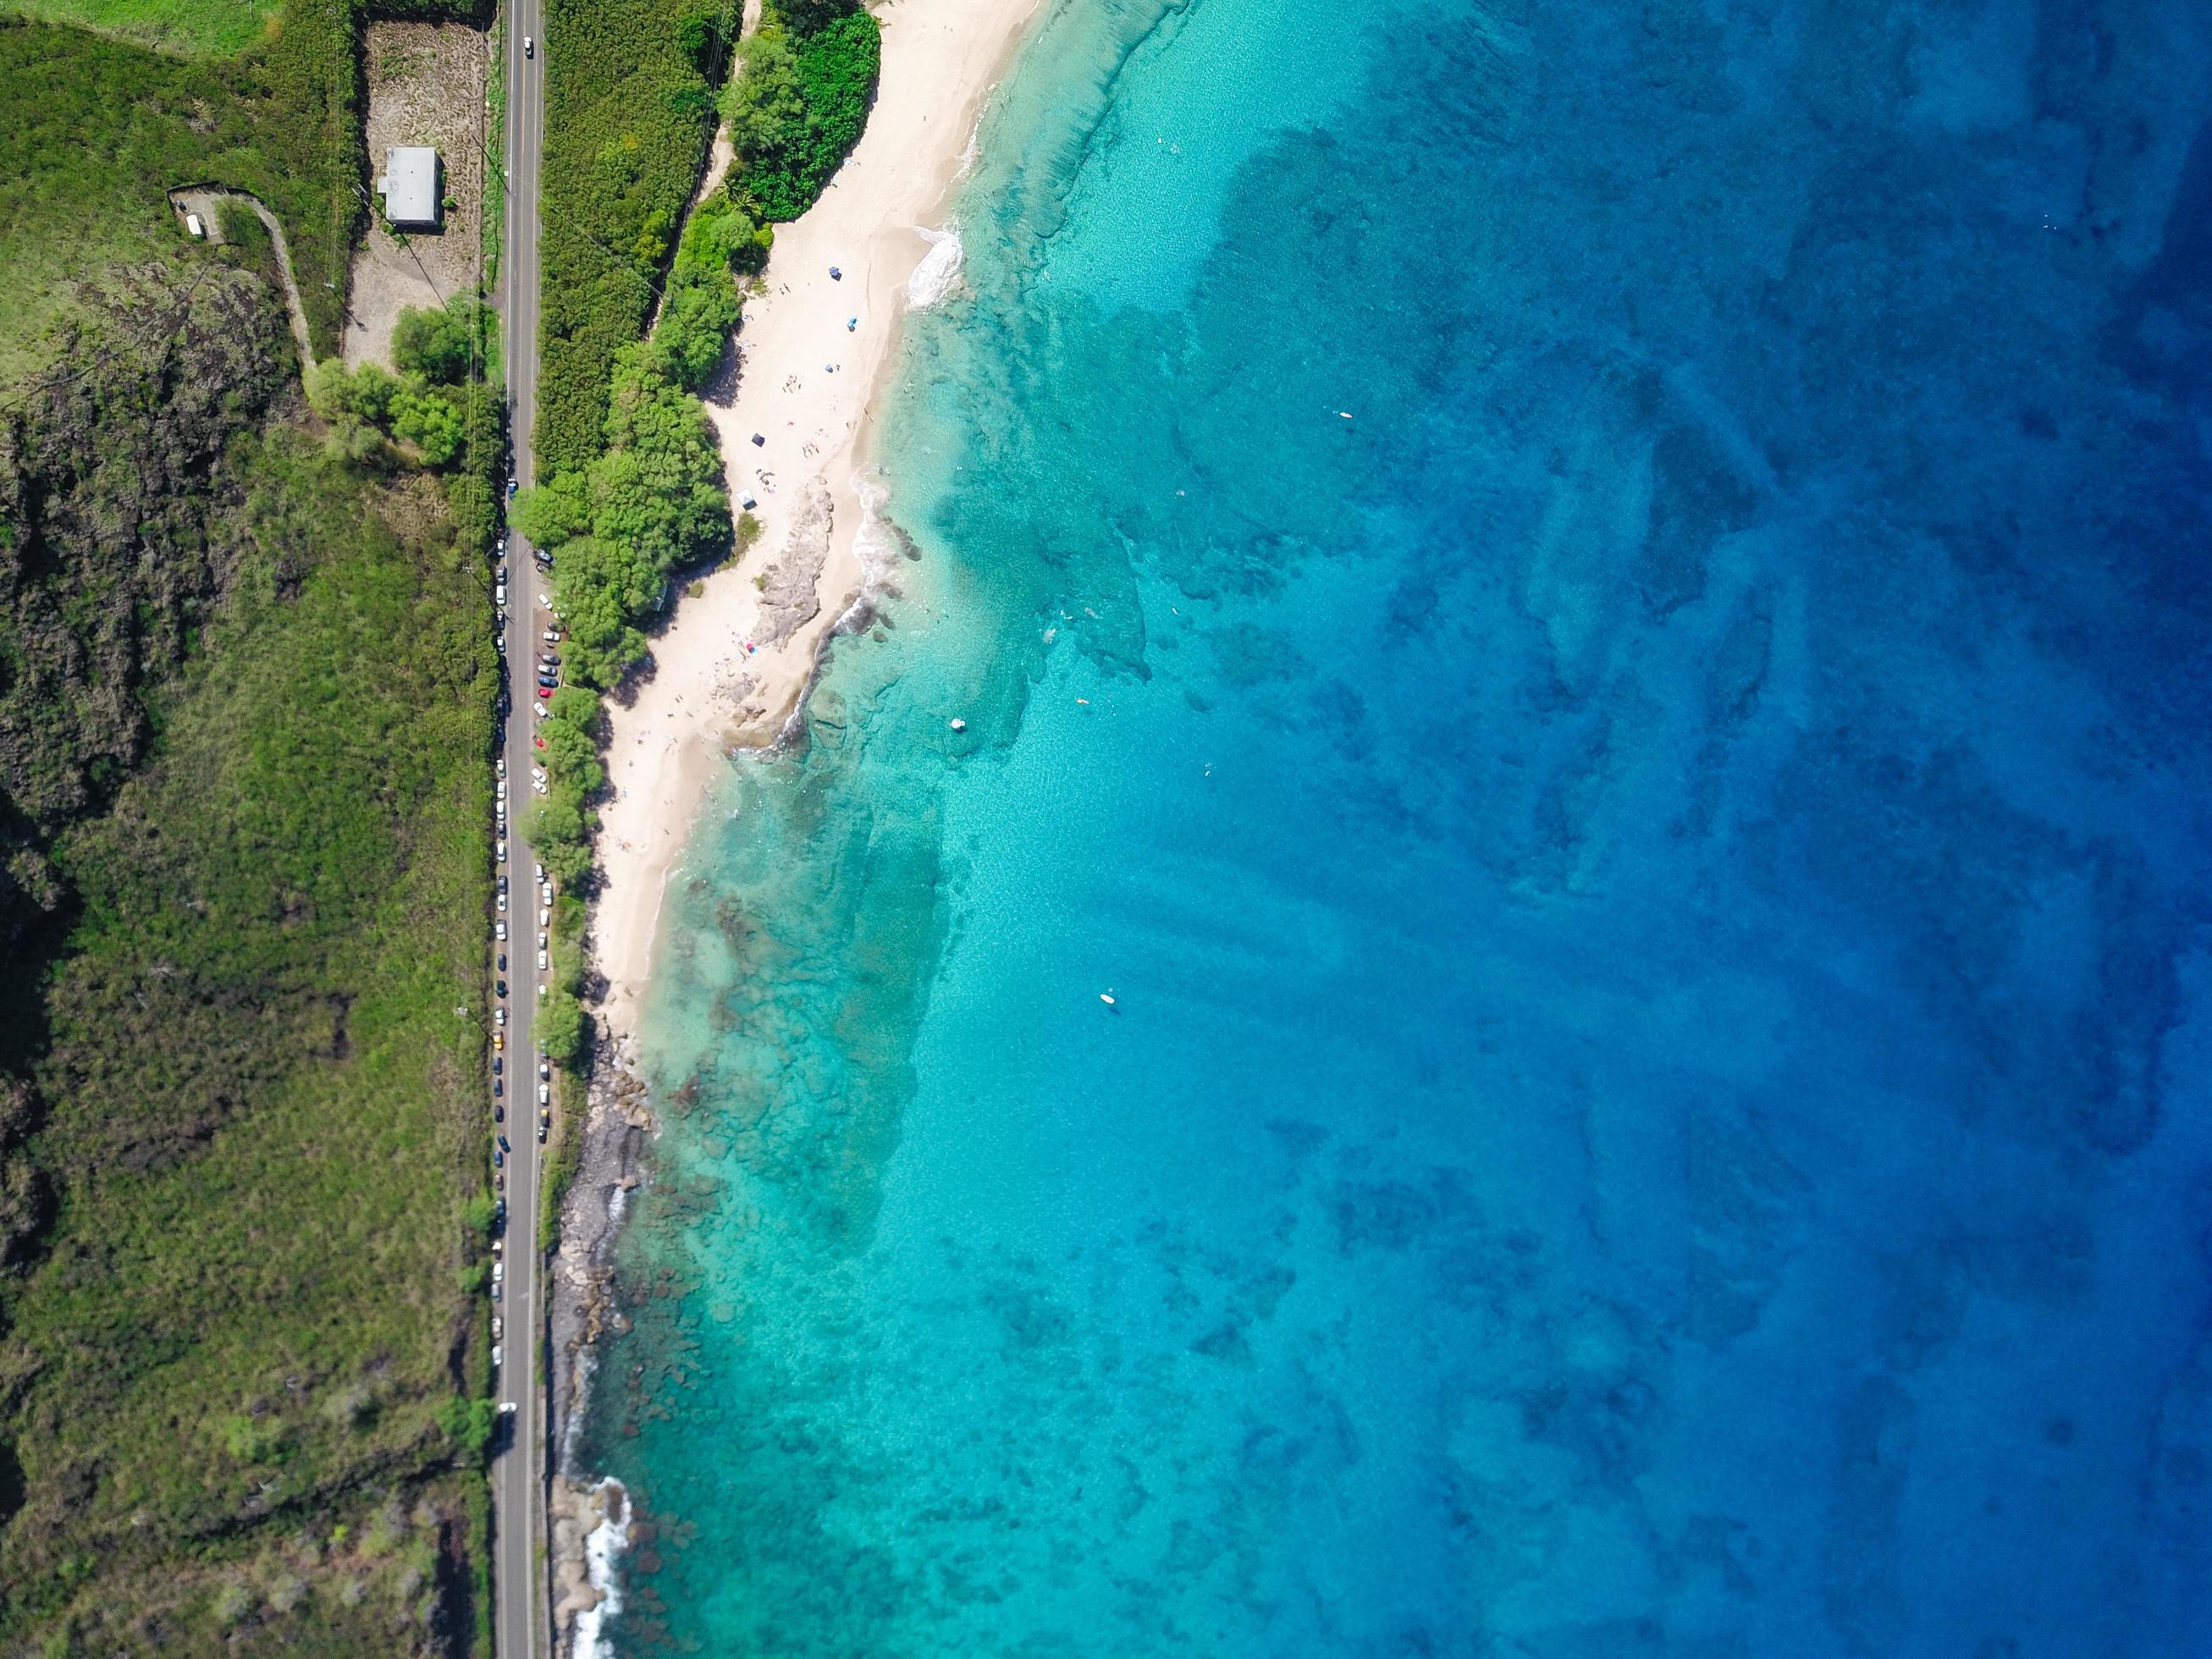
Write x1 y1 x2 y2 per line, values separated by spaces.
377 146 441 229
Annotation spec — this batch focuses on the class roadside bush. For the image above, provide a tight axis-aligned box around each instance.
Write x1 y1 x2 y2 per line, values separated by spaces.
393 297 488 383
537 0 726 470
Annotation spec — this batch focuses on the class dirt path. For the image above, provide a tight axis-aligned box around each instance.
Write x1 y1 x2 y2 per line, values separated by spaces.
168 188 316 367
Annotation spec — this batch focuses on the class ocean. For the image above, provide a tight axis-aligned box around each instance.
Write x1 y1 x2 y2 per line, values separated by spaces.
576 0 2212 1652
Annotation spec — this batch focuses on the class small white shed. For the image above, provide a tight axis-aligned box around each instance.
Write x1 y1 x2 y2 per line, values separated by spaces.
377 146 441 228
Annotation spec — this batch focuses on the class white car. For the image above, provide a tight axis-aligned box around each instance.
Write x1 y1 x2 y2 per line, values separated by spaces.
494 1007 506 1027
497 891 507 911
491 1259 504 1283
538 907 550 928
494 921 507 941
495 584 507 607
522 33 532 56
539 1060 550 1080
541 882 554 904
538 933 548 951
538 1083 550 1105
491 1343 504 1370
534 863 546 882
533 779 548 796
496 780 506 800
492 1315 503 1340
497 758 506 779
499 1400 517 1417
497 840 507 863
538 949 549 971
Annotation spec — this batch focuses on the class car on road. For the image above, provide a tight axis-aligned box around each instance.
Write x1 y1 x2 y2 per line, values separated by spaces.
507 478 518 497
499 1398 516 1416
522 34 532 56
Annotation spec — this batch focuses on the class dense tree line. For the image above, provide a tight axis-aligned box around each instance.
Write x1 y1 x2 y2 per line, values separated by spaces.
722 0 882 222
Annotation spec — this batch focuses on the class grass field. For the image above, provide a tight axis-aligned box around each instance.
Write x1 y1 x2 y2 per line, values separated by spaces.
3 0 280 56
1 388 501 1651
0 3 506 1646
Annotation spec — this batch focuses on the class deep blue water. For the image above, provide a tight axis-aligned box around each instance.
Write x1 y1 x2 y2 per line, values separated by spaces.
581 0 2212 1652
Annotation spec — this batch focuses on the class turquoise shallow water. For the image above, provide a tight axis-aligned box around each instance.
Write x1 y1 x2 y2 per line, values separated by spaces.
582 0 2212 1652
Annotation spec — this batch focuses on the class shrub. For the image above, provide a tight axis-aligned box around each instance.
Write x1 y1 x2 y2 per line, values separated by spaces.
536 0 724 470
722 10 880 222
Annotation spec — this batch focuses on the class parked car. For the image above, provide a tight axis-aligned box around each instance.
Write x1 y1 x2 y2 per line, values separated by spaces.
497 952 507 972
494 1103 504 1122
507 478 518 497
538 686 554 699
539 1060 550 1081
497 892 507 912
495 584 506 607
538 907 550 928
495 979 507 998
534 862 546 882
497 1134 511 1155
495 565 507 582
492 1056 503 1075
493 1031 504 1052
538 950 549 972
496 757 506 778
494 921 507 941
494 1007 506 1027
542 882 554 904
492 1145 504 1169
538 1083 550 1106
492 1343 504 1369
497 840 507 863
492 1316 503 1341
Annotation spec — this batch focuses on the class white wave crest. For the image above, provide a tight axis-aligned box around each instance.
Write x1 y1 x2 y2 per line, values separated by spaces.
849 473 897 598
571 1478 633 1659
906 222 964 311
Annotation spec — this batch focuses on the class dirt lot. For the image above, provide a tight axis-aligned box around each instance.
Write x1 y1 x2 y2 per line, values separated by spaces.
343 21 489 368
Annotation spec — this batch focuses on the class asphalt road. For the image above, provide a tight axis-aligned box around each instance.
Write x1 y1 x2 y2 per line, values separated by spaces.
494 3 548 1656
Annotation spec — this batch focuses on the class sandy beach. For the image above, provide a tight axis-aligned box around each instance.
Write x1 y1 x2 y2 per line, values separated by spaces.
590 0 1039 1042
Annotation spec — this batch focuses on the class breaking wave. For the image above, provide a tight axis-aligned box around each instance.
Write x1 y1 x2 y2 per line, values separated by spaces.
905 223 964 310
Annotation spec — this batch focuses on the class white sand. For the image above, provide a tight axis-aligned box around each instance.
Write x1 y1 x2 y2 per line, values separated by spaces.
591 0 1039 1038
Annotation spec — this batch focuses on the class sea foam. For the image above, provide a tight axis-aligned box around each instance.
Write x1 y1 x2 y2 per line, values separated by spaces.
906 223 965 310
569 1478 632 1659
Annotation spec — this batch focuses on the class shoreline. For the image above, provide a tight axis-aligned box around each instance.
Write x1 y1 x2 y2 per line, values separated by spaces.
588 0 1040 1048
544 0 1043 1648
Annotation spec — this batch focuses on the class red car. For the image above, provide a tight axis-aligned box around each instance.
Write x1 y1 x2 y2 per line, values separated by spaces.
533 736 547 750
538 685 554 699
